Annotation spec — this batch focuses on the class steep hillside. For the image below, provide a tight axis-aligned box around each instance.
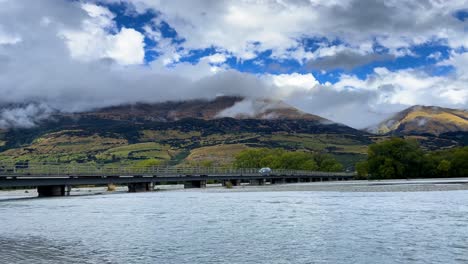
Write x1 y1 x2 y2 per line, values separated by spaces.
1 100 466 169
76 96 326 122
370 105 468 136
0 97 370 169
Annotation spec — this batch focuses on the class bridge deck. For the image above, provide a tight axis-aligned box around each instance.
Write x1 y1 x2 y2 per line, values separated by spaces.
0 163 355 188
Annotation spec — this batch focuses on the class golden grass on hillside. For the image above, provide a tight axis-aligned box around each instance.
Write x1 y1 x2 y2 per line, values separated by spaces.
378 108 468 135
403 111 468 126
96 142 173 161
2 132 127 156
184 144 249 166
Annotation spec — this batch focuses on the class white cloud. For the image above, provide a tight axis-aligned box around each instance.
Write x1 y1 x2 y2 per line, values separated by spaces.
439 51 468 77
106 0 468 62
335 66 467 106
106 28 145 65
428 52 442 60
142 24 162 41
0 103 53 129
0 0 467 130
60 3 145 65
81 3 115 23
203 53 228 64
267 73 318 94
0 26 21 45
277 58 468 128
216 98 289 119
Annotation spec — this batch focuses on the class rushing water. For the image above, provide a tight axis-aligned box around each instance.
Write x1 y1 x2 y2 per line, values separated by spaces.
1 189 468 264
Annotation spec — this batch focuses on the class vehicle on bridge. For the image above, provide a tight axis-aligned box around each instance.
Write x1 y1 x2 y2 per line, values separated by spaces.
259 167 272 176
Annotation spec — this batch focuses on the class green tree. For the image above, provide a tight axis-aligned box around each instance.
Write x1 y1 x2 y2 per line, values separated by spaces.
233 148 268 168
355 161 369 179
437 160 451 177
358 140 467 180
234 148 342 172
450 147 468 177
367 138 424 179
274 152 318 170
315 154 344 172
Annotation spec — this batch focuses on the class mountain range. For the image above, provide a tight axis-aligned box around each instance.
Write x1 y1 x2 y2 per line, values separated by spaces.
78 96 326 122
0 96 466 169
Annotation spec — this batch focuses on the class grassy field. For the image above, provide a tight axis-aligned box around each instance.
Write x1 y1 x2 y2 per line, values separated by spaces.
95 142 173 161
0 131 127 163
183 144 249 166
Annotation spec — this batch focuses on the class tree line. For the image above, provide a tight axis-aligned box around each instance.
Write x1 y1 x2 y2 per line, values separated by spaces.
234 148 343 172
356 138 468 179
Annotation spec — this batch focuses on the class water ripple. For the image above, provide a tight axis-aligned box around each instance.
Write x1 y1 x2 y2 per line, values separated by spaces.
0 190 467 263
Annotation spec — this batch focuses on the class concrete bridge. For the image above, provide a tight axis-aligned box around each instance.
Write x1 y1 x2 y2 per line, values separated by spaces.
0 163 355 197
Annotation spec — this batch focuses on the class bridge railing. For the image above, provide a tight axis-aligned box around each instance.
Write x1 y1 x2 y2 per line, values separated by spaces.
0 162 355 177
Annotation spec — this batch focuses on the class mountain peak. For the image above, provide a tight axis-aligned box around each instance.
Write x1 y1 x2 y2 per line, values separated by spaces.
369 105 468 135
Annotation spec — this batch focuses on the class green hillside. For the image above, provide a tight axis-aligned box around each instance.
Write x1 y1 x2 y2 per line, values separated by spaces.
1 99 465 171
0 116 371 170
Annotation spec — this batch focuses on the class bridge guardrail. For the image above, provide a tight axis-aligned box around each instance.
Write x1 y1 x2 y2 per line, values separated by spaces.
0 162 355 177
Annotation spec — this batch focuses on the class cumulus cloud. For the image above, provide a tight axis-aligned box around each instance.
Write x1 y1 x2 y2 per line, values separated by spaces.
60 3 145 65
0 0 466 129
103 0 468 60
263 73 319 97
289 62 468 128
203 53 228 64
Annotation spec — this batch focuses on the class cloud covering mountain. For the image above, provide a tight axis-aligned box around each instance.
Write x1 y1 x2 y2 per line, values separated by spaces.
0 0 467 129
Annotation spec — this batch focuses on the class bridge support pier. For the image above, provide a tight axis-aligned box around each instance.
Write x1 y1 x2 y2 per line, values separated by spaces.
184 180 207 189
271 178 285 184
270 178 286 184
223 179 241 186
285 178 299 183
128 182 153 192
249 179 265 186
37 185 71 197
222 180 241 187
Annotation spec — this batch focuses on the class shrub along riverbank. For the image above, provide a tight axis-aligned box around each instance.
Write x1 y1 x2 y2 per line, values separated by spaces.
356 138 468 179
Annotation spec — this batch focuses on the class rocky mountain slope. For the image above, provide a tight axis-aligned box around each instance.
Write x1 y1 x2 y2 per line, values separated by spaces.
369 105 468 136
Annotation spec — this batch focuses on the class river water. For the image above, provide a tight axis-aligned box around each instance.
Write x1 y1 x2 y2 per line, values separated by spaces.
1 188 467 264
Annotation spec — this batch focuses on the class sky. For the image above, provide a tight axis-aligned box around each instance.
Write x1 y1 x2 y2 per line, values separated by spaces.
0 0 467 129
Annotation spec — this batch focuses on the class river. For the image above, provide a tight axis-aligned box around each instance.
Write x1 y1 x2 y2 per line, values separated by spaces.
1 187 467 263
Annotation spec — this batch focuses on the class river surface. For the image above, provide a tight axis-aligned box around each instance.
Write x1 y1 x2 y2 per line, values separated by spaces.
1 188 468 264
